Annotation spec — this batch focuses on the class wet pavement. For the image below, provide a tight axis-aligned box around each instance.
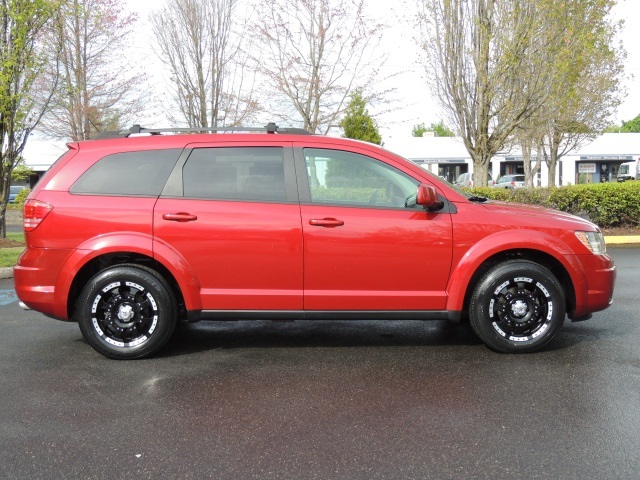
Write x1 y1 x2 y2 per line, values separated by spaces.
1 247 639 479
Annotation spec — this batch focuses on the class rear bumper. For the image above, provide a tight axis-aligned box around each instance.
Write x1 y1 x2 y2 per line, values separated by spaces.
13 248 71 321
13 264 59 318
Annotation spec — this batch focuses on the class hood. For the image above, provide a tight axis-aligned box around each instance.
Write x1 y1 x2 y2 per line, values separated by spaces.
479 200 600 231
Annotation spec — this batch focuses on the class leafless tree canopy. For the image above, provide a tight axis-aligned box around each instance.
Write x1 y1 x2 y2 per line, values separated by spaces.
38 0 146 141
254 0 384 134
419 0 565 185
150 0 258 129
533 0 623 186
419 0 624 186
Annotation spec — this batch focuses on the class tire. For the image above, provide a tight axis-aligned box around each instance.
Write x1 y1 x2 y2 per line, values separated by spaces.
469 260 566 353
75 265 177 359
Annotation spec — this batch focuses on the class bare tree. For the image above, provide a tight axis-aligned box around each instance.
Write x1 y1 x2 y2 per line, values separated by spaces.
39 0 145 141
542 3 623 185
508 122 544 187
515 0 624 186
150 0 258 129
418 0 566 186
0 0 57 237
254 0 385 134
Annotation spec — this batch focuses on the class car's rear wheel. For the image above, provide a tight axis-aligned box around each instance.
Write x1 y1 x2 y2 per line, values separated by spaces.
75 265 176 359
469 260 566 353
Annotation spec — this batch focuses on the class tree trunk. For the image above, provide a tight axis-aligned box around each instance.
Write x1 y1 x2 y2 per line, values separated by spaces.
546 129 562 186
472 155 491 187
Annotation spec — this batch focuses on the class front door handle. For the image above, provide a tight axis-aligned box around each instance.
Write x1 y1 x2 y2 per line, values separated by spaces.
309 218 344 228
162 213 198 222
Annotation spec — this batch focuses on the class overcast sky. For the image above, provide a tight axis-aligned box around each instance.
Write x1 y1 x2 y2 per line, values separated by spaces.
124 0 639 140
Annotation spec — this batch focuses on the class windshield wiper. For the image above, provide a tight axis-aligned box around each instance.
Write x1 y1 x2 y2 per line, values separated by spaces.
468 195 488 203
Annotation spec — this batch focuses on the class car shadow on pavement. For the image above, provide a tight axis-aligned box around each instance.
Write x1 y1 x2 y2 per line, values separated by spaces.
158 319 484 358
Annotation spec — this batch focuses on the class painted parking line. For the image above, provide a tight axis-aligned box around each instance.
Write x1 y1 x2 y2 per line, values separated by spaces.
0 289 18 305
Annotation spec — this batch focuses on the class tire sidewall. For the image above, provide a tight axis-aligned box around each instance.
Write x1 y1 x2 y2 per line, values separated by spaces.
470 261 566 353
76 266 176 359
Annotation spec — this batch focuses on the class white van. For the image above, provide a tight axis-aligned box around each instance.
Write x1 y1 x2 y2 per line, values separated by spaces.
617 161 640 182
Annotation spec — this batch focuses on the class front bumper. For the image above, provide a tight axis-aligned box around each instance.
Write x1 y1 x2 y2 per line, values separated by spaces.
571 253 616 319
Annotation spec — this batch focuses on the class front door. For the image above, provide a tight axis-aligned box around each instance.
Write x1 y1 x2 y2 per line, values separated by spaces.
297 146 453 311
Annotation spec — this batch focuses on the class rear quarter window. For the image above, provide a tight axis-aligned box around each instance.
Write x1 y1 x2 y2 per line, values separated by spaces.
70 149 182 196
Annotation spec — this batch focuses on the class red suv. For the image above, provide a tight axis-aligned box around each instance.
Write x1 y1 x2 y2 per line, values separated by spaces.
14 124 616 359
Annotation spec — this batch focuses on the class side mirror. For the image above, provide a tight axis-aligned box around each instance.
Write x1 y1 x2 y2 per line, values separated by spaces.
411 184 444 210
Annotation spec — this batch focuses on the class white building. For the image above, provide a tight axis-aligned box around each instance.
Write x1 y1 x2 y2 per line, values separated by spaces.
18 136 68 187
385 133 640 186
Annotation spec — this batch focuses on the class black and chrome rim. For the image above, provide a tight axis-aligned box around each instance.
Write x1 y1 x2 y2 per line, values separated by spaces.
90 281 159 348
488 276 553 342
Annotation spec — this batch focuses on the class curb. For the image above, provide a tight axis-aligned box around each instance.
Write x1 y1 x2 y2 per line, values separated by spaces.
0 267 13 279
603 235 640 245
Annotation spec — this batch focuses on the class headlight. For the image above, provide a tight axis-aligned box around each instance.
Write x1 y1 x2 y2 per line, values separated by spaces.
575 231 606 254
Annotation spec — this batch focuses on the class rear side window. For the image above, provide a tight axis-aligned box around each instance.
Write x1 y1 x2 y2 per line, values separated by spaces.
182 147 286 202
70 149 182 196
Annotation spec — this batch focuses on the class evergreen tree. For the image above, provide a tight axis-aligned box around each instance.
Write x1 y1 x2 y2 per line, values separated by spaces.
412 121 454 137
339 89 382 145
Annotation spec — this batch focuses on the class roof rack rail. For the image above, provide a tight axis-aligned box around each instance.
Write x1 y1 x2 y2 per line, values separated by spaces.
91 123 312 140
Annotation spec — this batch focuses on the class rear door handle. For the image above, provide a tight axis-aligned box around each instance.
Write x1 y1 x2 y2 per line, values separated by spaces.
162 213 198 222
309 218 344 228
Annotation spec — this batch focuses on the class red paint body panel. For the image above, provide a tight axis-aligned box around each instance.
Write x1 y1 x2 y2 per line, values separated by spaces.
301 205 452 310
154 198 303 310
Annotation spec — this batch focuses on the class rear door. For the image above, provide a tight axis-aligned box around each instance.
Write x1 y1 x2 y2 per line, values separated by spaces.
153 142 303 311
295 143 453 311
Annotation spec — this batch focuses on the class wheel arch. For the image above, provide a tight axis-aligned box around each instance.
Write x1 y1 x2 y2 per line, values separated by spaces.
66 252 186 321
446 230 585 319
457 249 576 321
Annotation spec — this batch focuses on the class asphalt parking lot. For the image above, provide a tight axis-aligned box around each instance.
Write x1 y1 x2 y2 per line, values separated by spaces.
1 247 639 479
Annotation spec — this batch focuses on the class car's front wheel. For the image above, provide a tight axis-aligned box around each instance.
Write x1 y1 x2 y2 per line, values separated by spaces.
469 260 566 353
75 265 177 359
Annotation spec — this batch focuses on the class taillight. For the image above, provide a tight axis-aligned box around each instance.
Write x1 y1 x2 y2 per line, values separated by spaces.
23 200 53 232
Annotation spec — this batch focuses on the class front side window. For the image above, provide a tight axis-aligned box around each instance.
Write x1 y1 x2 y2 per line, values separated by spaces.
303 148 419 208
183 147 286 202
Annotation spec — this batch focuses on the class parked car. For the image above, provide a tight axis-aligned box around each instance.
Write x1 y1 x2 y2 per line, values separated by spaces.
15 124 616 359
454 172 494 187
8 185 27 203
493 174 525 189
617 160 639 182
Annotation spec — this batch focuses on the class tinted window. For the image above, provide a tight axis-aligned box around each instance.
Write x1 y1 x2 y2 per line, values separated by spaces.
182 147 286 202
304 148 418 208
70 149 181 196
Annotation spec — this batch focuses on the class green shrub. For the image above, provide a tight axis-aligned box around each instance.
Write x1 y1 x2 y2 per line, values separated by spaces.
311 186 379 203
464 181 640 228
14 187 30 205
